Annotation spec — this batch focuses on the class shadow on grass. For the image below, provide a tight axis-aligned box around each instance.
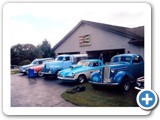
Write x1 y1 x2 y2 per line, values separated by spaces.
61 83 139 107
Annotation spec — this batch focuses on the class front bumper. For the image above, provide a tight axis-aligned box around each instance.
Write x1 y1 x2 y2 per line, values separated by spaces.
58 76 77 82
41 71 53 75
19 68 26 73
89 81 119 86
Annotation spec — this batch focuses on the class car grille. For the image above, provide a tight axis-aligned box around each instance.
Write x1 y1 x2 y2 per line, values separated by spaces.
103 66 110 82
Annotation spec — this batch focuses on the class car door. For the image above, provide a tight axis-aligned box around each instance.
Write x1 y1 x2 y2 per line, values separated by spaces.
89 61 101 73
131 55 144 80
62 56 72 69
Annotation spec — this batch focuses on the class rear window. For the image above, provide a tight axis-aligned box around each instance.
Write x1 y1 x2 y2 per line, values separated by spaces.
65 57 70 61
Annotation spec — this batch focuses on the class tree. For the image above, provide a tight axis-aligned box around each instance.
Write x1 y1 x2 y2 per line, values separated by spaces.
38 39 55 58
11 44 37 65
11 39 55 65
21 44 37 61
11 44 23 65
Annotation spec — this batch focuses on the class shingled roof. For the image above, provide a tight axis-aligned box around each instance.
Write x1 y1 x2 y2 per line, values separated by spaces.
52 20 144 50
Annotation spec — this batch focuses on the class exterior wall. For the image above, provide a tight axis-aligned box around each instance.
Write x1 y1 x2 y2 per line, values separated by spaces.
127 44 144 58
55 23 144 58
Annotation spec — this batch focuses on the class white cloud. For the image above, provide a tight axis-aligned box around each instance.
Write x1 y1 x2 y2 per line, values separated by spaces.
3 3 148 48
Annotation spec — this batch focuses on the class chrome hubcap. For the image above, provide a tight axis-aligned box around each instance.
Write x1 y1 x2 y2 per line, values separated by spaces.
124 82 130 91
38 70 43 77
79 76 84 83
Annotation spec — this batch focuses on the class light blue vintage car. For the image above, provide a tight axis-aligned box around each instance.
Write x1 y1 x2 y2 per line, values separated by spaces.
89 54 144 92
41 54 88 79
58 59 104 83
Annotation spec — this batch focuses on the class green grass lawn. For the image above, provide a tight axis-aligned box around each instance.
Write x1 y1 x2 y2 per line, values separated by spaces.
61 83 139 107
11 69 19 74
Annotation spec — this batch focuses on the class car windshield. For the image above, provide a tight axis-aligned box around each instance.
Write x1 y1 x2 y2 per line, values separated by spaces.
111 56 131 63
77 61 90 67
55 56 63 61
31 60 38 65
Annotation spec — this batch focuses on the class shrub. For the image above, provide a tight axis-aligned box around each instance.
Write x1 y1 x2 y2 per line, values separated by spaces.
19 60 31 65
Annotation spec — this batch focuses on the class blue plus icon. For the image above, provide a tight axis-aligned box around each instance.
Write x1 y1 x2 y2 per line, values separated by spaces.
137 90 158 110
142 93 153 105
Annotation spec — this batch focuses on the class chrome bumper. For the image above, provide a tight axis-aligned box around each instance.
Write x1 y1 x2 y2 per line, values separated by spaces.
89 81 119 86
41 71 53 75
19 69 26 73
58 76 76 81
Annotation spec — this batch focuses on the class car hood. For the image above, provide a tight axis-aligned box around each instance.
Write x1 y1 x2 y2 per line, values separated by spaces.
20 64 36 69
69 65 82 69
45 61 62 67
107 62 130 69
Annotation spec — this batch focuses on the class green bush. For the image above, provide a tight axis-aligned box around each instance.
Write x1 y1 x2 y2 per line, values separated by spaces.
19 60 31 65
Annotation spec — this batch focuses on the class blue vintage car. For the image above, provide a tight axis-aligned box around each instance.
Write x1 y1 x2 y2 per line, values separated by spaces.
89 54 144 92
58 59 104 83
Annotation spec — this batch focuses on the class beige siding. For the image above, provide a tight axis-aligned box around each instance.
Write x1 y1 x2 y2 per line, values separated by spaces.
55 23 144 58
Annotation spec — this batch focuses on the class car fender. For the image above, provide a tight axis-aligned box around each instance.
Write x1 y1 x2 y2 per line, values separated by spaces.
50 66 63 74
34 67 41 73
113 71 127 83
34 68 39 73
90 71 102 82
77 71 89 79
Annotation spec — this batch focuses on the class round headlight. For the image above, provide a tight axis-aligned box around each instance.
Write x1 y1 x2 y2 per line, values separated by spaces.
96 69 101 73
111 68 115 73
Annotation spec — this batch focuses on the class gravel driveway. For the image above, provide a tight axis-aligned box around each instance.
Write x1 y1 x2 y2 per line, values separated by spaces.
11 73 76 107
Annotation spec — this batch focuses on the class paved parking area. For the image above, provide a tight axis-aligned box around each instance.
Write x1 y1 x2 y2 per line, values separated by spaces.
11 73 76 107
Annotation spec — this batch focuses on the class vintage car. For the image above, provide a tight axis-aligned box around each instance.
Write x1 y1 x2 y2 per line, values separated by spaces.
41 54 88 79
28 59 54 77
89 54 144 92
19 58 53 74
58 59 104 83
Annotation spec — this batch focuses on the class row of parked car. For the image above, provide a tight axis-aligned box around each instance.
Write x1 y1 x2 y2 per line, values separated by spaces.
19 53 144 92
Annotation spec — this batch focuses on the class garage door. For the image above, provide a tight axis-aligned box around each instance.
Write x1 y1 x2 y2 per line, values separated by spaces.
87 49 125 63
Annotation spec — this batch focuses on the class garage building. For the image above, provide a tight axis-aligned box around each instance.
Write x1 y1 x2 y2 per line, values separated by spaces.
52 20 144 63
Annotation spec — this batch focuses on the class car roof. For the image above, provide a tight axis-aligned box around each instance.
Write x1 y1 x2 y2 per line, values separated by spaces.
112 54 140 57
57 54 88 57
57 54 72 57
34 58 54 61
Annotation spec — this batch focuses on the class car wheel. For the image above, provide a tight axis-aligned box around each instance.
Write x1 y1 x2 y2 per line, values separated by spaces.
120 77 130 92
44 75 50 79
53 70 60 79
78 75 86 84
38 70 43 77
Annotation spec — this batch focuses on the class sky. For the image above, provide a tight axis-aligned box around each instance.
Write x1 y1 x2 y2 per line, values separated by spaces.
3 3 148 48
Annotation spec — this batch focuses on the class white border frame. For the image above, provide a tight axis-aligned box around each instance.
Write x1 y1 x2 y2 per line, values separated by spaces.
2 2 151 115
